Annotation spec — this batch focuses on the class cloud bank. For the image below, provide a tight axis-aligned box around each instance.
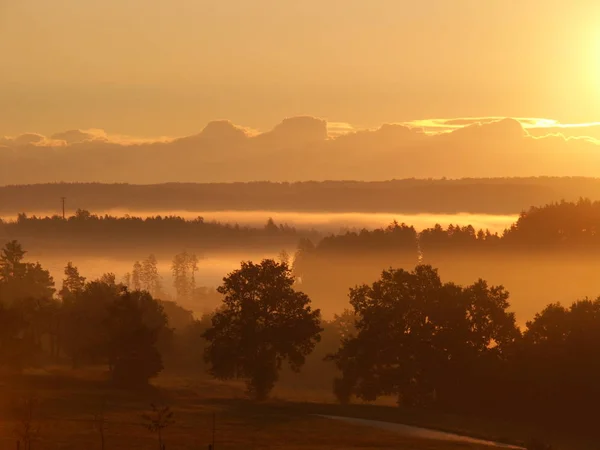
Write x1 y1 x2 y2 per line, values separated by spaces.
1 116 600 185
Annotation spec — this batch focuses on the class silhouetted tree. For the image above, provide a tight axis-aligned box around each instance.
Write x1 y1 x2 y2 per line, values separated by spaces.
204 259 322 400
93 402 107 450
106 290 168 386
0 302 32 371
61 274 169 381
513 298 600 426
62 279 120 367
142 404 174 450
12 397 40 450
329 265 519 407
158 300 193 332
0 240 26 279
0 241 55 303
0 211 309 257
59 262 86 301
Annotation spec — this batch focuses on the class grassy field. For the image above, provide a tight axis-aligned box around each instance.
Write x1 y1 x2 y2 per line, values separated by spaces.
0 367 583 450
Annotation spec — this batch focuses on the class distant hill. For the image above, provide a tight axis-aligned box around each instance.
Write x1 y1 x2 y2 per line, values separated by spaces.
1 177 600 215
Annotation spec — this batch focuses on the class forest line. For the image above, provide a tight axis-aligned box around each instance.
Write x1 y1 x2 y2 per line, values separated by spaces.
2 200 600 255
3 177 600 215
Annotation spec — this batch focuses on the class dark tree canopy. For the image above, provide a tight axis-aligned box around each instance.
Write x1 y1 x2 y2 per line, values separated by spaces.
0 302 32 371
204 259 322 400
106 290 168 386
515 298 600 420
61 274 170 385
0 240 55 303
329 265 519 407
59 262 86 301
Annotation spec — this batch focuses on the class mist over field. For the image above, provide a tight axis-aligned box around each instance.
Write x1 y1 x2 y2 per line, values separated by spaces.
0 209 518 234
3 203 599 327
3 0 599 446
2 208 515 319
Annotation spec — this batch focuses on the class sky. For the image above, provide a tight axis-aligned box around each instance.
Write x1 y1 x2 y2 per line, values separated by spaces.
1 0 600 139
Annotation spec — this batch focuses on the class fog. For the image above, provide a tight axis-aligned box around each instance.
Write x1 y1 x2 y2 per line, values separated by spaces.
295 251 600 324
0 209 512 321
25 250 289 317
5 207 599 325
0 209 517 234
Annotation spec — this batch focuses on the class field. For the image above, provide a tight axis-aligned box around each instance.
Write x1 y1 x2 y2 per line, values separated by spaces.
0 367 583 450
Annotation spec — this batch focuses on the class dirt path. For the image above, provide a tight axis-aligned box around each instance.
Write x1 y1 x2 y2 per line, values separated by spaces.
316 415 525 449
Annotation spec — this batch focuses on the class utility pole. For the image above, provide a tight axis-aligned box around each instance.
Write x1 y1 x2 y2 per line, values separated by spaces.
60 197 66 219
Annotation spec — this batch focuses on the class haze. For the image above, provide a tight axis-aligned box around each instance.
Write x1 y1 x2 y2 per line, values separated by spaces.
2 0 600 138
1 2 599 448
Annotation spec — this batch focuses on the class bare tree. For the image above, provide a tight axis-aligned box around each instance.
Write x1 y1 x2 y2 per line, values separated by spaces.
142 404 174 450
12 397 40 450
93 402 107 450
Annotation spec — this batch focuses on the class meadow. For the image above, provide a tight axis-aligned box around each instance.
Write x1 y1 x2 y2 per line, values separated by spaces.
0 367 585 450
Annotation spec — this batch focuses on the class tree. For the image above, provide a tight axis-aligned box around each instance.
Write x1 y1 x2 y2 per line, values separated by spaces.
0 240 26 280
62 279 120 367
61 277 169 382
265 217 279 234
93 402 107 450
171 252 198 303
0 241 55 303
131 261 142 291
106 290 168 386
12 397 40 450
329 265 519 407
142 404 174 450
0 302 32 371
122 272 132 290
99 273 117 286
159 301 194 332
203 259 322 400
277 249 291 266
140 254 163 298
59 262 86 300
516 298 600 423
12 296 62 361
74 208 92 221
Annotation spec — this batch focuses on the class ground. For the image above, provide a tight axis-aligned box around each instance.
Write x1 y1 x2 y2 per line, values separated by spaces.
0 367 584 450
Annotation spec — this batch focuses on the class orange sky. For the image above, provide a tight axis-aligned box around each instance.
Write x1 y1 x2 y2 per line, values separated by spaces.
1 0 599 137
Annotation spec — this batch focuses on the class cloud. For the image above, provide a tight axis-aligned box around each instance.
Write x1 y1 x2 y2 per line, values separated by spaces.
403 117 600 141
1 116 599 185
1 133 47 146
258 116 329 146
327 122 355 137
201 121 256 140
439 118 528 143
50 129 104 145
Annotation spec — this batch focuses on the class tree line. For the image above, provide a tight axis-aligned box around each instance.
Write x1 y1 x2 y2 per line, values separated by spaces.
295 199 600 260
5 200 600 258
0 238 595 440
0 210 313 253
